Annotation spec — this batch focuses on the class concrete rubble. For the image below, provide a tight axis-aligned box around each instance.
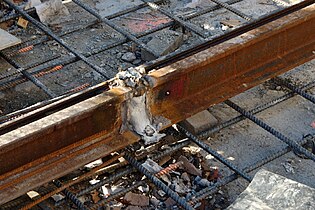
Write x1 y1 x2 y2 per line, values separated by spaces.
141 30 185 61
179 110 219 134
34 0 71 25
123 192 149 207
227 169 315 210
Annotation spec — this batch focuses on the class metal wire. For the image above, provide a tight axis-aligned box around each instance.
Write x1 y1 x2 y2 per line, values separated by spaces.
2 0 164 53
89 160 183 209
124 153 194 210
2 0 109 79
76 140 190 196
210 0 252 21
0 0 244 90
225 100 315 161
144 1 208 38
52 180 87 210
0 52 56 98
177 125 252 181
189 134 312 204
88 181 146 210
0 54 60 80
198 80 315 139
72 0 159 58
275 77 315 104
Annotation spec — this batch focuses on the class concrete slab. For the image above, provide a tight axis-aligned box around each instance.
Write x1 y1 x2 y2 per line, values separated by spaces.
0 28 21 51
227 169 315 210
179 110 218 134
141 30 184 61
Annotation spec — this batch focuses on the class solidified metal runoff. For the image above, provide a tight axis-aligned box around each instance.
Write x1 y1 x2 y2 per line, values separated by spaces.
0 3 314 204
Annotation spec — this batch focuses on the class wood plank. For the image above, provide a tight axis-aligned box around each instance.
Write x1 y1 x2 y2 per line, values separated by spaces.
0 28 21 51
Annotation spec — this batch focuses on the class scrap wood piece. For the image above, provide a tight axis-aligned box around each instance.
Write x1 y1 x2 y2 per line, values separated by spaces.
0 28 21 51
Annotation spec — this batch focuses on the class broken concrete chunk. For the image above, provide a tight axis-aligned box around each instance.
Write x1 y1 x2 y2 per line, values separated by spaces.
35 0 70 25
89 179 100 185
164 197 176 208
194 176 211 187
157 190 166 197
150 197 160 207
101 186 111 197
227 169 315 210
123 192 149 207
141 30 184 61
111 67 166 145
178 155 202 177
281 161 295 174
142 159 163 174
121 52 136 63
179 110 218 134
51 193 65 202
138 184 149 193
171 178 190 194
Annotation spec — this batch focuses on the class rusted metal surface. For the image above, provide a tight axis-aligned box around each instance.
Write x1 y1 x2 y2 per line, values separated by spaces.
0 87 138 204
0 4 314 204
148 4 315 124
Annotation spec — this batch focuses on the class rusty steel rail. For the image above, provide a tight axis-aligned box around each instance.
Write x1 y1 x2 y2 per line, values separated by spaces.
0 3 314 204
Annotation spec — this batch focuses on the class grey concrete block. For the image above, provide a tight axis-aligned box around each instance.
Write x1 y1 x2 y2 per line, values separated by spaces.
141 30 184 61
227 169 315 210
179 110 218 134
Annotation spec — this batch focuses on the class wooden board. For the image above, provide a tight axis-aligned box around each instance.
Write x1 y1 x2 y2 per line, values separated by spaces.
0 28 21 51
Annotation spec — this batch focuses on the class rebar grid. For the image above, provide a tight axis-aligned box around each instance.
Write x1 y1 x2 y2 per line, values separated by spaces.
0 1 314 209
0 0 302 116
0 0 244 94
10 75 315 210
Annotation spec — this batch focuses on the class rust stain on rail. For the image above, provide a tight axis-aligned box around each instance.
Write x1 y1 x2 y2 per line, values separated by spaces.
148 5 315 124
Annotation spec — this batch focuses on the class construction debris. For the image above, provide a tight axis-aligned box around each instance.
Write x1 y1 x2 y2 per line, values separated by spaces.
123 192 149 207
141 30 184 61
179 110 218 134
121 52 137 63
34 0 70 25
178 155 202 176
